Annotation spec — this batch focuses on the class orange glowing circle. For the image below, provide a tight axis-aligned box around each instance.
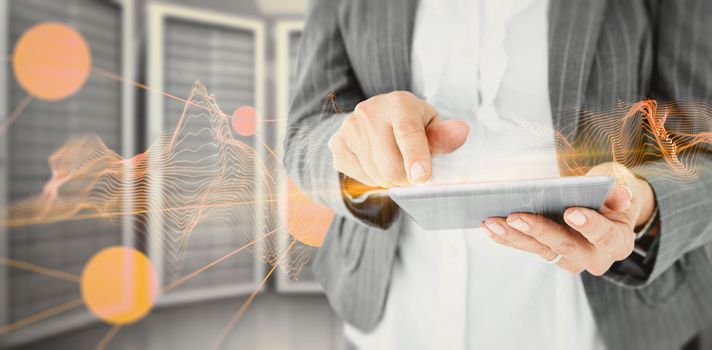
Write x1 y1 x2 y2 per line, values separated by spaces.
231 106 258 136
80 247 158 326
13 22 91 101
283 178 334 247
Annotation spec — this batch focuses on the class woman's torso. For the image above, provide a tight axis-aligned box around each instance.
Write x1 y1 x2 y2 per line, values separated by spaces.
346 0 606 348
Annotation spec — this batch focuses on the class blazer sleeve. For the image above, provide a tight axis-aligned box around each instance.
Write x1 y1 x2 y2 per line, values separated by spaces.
607 0 712 288
284 0 400 229
284 1 404 331
283 0 363 218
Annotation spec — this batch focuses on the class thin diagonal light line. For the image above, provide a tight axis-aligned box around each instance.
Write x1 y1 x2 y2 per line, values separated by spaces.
95 325 121 350
0 298 84 334
0 257 81 283
0 95 32 133
161 227 281 293
212 239 296 350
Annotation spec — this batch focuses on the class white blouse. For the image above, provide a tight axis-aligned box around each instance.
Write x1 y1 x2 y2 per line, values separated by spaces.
345 0 607 349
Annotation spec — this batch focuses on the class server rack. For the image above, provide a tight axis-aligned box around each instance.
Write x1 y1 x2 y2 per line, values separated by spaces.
274 20 324 293
146 3 268 306
0 0 135 346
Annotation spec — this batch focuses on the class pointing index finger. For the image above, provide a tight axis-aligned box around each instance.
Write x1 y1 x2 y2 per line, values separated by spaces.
391 103 438 184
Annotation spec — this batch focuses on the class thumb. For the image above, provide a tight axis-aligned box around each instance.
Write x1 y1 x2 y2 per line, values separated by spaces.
425 118 469 155
604 184 633 213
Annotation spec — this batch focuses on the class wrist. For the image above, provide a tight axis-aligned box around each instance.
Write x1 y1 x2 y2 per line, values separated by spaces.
634 177 656 227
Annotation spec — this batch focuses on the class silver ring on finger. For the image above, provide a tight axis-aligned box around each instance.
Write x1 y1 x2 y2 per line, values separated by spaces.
547 254 563 265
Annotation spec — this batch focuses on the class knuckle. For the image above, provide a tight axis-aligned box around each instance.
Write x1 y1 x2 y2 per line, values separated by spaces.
387 91 415 105
395 119 423 136
593 227 615 247
342 114 360 132
614 240 635 261
525 216 547 237
587 268 606 277
327 135 340 151
354 100 371 115
556 239 576 256
624 234 635 253
588 262 612 276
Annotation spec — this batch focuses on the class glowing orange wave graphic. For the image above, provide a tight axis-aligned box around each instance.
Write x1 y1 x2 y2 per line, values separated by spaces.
3 81 316 280
553 99 711 180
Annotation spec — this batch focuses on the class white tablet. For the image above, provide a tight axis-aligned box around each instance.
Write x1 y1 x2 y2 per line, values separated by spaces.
388 176 616 230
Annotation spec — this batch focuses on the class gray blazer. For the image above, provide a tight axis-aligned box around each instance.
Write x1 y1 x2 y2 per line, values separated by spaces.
284 1 712 349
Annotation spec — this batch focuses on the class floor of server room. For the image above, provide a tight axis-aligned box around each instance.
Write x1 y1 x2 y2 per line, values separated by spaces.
13 293 344 350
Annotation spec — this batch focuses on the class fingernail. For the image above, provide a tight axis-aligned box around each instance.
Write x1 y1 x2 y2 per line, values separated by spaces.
409 163 426 183
485 221 506 236
479 222 493 237
507 218 529 232
622 185 634 201
621 185 633 210
567 210 587 226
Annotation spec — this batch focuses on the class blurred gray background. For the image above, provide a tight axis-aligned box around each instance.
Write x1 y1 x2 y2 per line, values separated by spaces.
0 0 345 349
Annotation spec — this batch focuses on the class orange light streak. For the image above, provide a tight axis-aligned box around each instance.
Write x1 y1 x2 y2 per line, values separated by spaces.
0 298 84 334
92 67 235 121
95 325 121 350
0 257 80 283
162 227 281 293
0 95 32 132
212 239 297 350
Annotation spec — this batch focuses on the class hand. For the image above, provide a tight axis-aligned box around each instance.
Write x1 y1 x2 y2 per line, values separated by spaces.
328 91 469 188
481 162 656 276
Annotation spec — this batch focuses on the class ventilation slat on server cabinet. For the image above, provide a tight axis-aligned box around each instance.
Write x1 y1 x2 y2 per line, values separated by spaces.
2 0 131 345
147 5 266 305
274 22 323 293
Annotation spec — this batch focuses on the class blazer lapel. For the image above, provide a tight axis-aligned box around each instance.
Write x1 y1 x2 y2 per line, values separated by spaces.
385 0 606 137
548 0 607 137
346 0 417 93
384 0 418 92
353 0 605 137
